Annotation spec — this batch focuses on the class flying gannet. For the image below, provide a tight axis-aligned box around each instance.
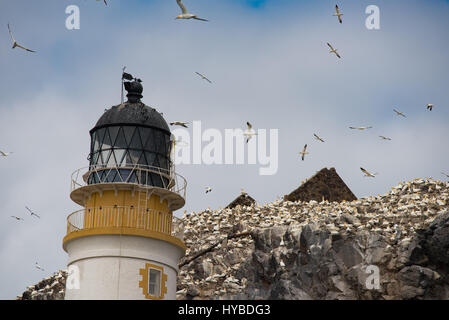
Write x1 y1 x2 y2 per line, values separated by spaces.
26 206 41 219
349 126 372 130
379 135 392 141
333 5 343 24
426 104 434 111
0 150 13 157
195 72 212 83
35 262 45 271
299 144 309 161
97 0 107 5
442 172 449 178
8 23 36 53
243 122 257 143
360 167 378 177
11 216 24 221
393 109 406 118
175 0 209 21
327 43 341 58
313 133 325 142
170 121 189 128
205 186 212 194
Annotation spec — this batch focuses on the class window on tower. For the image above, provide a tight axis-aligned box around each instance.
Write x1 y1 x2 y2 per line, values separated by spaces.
148 268 161 297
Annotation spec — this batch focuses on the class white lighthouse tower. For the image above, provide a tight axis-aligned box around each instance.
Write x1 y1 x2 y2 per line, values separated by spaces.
63 78 186 299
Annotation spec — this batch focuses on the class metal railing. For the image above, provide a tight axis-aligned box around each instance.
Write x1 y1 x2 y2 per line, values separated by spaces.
66 206 184 241
71 164 187 199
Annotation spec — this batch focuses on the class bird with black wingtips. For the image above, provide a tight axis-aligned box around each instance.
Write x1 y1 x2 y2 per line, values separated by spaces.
0 150 13 157
243 122 257 143
7 23 36 53
175 0 208 21
35 262 45 271
379 135 392 141
195 72 212 83
25 206 41 219
299 144 309 161
333 5 343 24
360 167 378 177
313 133 325 142
170 121 189 128
393 108 406 118
327 42 341 58
349 126 372 130
426 104 434 111
11 216 24 221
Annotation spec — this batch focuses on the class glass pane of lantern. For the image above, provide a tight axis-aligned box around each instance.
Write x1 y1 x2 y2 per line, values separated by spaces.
115 127 127 148
114 149 126 167
138 127 150 149
95 129 105 152
123 126 136 146
108 126 119 146
129 127 143 149
102 128 112 150
100 150 111 166
127 150 142 165
144 130 156 152
107 150 117 167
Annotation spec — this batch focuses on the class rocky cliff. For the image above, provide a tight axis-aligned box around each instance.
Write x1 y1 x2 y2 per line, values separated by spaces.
17 178 449 300
176 178 449 300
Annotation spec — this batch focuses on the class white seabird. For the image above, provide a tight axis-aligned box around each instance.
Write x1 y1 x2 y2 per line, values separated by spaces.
243 122 257 143
442 172 449 178
170 121 189 128
299 144 309 161
11 216 24 221
313 133 325 142
205 186 212 194
0 150 13 157
195 72 212 83
379 135 392 141
333 5 343 24
35 262 45 271
25 206 41 219
327 42 341 58
427 104 434 111
349 126 372 130
393 108 406 118
175 0 208 21
360 167 378 178
8 23 36 53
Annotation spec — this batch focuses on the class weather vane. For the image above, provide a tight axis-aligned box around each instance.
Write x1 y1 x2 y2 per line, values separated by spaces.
121 67 142 104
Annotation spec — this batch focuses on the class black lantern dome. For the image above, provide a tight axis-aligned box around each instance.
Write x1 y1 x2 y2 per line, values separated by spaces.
87 79 172 188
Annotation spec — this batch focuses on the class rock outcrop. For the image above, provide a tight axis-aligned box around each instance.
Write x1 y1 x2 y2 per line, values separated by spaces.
226 190 256 209
16 270 67 300
177 178 449 300
284 167 357 203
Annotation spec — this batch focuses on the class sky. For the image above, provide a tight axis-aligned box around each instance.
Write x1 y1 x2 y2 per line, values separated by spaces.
0 0 448 299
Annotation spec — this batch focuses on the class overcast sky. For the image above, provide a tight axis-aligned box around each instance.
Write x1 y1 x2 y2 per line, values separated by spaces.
0 0 448 299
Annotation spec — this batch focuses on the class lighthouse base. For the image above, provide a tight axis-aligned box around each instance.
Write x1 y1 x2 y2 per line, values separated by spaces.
64 234 185 300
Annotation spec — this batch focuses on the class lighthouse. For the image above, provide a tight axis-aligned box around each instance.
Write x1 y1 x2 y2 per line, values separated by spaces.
63 77 187 300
